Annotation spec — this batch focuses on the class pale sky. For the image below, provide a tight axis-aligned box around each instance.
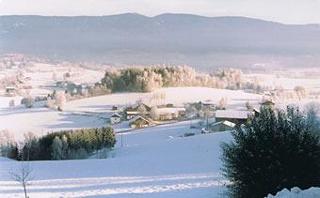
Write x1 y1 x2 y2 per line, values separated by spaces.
0 0 320 24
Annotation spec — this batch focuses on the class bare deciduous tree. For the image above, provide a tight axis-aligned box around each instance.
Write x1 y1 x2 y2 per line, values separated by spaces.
55 91 67 111
10 163 34 198
150 106 159 120
218 97 228 110
294 86 307 100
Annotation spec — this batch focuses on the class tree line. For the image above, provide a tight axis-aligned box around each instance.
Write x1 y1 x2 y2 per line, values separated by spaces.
0 127 116 161
222 105 320 198
97 66 250 93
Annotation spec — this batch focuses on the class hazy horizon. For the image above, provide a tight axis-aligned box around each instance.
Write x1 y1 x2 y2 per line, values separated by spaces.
1 12 319 26
0 0 320 24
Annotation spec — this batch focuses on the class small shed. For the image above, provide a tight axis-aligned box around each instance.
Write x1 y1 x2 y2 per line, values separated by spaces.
110 113 122 125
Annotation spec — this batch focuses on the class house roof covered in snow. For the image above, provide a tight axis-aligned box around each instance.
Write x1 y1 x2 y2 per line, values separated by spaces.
260 100 275 106
111 113 121 118
5 86 16 90
129 115 153 123
156 107 186 115
210 120 236 128
215 110 252 119
201 100 216 106
125 103 151 113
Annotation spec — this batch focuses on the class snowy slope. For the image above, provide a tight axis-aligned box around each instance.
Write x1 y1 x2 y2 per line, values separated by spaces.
0 87 261 140
0 121 231 198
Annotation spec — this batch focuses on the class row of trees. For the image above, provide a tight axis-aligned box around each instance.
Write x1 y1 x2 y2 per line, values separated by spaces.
98 66 246 93
1 127 116 161
222 106 320 198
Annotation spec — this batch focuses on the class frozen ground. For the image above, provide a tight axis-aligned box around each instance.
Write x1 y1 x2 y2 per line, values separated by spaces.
0 62 105 96
0 121 231 198
0 87 261 140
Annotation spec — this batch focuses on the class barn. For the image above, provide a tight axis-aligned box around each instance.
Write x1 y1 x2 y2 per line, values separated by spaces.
215 110 253 125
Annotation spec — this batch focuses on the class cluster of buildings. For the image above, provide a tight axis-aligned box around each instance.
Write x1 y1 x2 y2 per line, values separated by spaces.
56 81 90 96
109 99 275 131
203 100 275 133
109 103 187 129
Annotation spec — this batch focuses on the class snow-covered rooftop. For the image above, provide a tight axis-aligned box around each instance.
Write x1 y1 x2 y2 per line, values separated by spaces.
211 120 236 128
215 110 252 119
111 113 121 118
129 115 152 123
156 107 186 115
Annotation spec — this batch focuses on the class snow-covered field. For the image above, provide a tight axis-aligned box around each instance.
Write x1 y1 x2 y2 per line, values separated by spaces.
0 62 105 96
244 68 320 91
0 87 262 140
0 86 258 197
1 65 320 198
0 87 258 197
0 121 231 198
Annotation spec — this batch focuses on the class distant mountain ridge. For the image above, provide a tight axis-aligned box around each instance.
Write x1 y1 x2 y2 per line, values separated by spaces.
1 13 320 69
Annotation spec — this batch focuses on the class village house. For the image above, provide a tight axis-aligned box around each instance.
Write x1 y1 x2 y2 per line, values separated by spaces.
203 120 236 133
125 103 151 120
200 100 216 110
215 110 253 125
184 101 212 119
251 99 275 117
155 107 186 121
129 115 153 128
110 113 122 125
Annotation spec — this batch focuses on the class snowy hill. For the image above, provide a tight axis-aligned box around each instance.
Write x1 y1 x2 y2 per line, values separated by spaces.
0 121 231 198
0 87 244 197
0 87 261 140
2 14 320 68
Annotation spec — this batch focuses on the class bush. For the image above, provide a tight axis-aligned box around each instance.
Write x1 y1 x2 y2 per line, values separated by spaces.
221 106 320 198
21 96 34 108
